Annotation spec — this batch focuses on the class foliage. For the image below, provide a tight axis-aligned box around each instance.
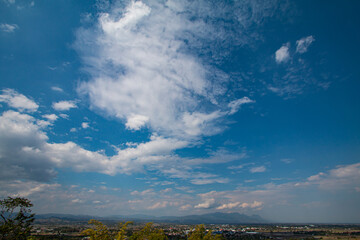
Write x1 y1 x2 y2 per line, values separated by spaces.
81 219 112 240
188 224 223 240
0 196 35 240
81 219 133 240
129 222 167 240
115 221 133 240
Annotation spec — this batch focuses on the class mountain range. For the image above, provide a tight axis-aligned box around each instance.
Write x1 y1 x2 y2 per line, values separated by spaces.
36 212 267 224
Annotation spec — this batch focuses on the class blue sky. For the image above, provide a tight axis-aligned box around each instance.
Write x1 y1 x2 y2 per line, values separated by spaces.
0 0 360 223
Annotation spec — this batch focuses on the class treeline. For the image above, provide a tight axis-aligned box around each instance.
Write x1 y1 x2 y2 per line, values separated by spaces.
81 219 223 240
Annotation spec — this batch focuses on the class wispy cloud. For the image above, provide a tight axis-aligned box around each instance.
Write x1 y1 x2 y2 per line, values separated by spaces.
75 0 280 140
296 35 315 53
228 97 254 115
51 86 64 92
0 23 18 32
250 166 266 173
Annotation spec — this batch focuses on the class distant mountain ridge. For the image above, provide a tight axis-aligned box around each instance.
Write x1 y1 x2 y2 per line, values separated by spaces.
36 212 267 224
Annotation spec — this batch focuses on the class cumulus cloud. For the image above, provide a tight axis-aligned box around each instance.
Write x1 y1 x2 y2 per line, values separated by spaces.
125 114 149 130
275 44 290 63
304 163 360 191
0 89 38 112
0 111 54 181
194 198 215 209
1 109 228 181
81 122 90 129
296 35 315 53
43 114 58 122
0 23 18 33
52 100 77 111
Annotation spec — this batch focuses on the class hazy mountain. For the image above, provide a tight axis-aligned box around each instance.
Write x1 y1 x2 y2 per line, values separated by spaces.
36 212 267 224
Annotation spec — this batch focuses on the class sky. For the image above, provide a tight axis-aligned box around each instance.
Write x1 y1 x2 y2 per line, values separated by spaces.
0 0 360 223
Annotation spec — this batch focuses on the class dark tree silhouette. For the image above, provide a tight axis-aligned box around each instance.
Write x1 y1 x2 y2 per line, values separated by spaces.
0 196 35 240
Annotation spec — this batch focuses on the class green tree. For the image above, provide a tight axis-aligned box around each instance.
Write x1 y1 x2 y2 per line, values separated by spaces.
82 219 133 240
81 219 112 240
115 221 133 240
0 196 35 240
188 224 223 240
129 222 167 240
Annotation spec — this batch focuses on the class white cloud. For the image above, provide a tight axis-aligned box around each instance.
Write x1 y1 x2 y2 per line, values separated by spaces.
59 113 69 119
148 201 168 209
180 204 192 210
75 0 277 140
0 180 60 198
43 114 58 122
0 23 18 32
125 114 149 130
182 111 223 137
304 163 360 191
228 97 254 115
71 198 84 204
275 44 290 63
76 0 213 139
36 119 51 128
281 158 293 164
51 86 64 92
52 100 77 111
2 0 16 5
194 198 215 209
190 178 229 185
216 201 241 210
81 122 90 129
216 200 263 210
250 166 266 173
0 111 53 181
131 189 154 196
296 35 315 53
0 89 38 112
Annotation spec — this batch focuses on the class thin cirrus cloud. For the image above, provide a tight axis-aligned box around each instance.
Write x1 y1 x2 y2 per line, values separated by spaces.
250 166 266 173
51 86 64 92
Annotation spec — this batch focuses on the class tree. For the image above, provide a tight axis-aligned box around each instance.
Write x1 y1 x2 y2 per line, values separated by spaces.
188 224 223 240
129 222 167 240
115 221 133 240
82 219 133 240
81 219 112 240
0 196 35 240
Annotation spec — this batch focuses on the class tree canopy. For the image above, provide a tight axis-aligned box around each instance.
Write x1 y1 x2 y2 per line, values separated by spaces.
188 224 223 240
0 196 35 240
